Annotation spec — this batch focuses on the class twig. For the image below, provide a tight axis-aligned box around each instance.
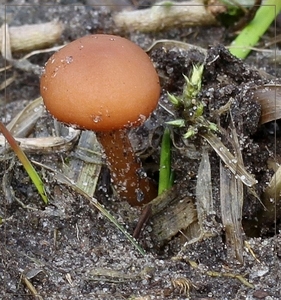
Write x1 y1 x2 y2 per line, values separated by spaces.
0 21 64 53
114 0 218 32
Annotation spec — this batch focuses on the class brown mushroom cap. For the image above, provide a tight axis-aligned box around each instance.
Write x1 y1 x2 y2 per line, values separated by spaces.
40 34 160 131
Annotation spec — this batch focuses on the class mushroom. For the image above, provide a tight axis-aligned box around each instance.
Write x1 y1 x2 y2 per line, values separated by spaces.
40 34 160 206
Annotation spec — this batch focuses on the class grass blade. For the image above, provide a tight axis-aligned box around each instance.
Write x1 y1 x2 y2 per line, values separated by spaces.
229 0 281 59
158 127 172 195
0 121 48 204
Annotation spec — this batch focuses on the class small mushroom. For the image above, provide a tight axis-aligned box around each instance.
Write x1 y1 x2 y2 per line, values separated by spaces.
40 34 160 206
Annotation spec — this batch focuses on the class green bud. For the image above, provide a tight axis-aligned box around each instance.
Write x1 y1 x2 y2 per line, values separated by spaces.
167 92 180 106
182 64 204 100
208 122 218 132
194 102 204 118
191 64 204 88
166 119 185 127
183 126 196 139
183 74 191 86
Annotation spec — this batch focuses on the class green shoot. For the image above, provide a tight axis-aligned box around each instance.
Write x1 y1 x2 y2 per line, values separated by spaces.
158 127 172 195
0 121 48 204
229 0 281 59
166 66 256 189
167 64 217 139
182 65 204 101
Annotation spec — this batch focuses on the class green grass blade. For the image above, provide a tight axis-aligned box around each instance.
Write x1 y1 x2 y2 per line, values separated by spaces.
158 127 172 195
0 121 48 204
229 0 281 59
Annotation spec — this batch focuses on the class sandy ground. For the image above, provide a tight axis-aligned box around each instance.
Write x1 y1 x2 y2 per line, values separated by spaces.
0 2 281 299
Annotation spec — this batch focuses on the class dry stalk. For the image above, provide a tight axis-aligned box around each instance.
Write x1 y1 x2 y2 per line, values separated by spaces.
0 21 64 54
114 0 218 32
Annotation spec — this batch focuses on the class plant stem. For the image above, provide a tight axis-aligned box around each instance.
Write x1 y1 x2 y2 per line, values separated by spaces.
229 0 281 59
0 121 48 204
158 127 172 195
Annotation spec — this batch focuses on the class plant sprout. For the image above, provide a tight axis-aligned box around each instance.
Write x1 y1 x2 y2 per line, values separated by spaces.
166 64 217 137
0 121 48 204
166 64 256 186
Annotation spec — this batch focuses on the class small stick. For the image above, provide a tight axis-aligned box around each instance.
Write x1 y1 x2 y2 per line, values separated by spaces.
0 21 64 53
114 0 217 32
133 204 152 238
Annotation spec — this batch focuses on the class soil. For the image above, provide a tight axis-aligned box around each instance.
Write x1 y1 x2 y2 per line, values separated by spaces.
1 2 281 300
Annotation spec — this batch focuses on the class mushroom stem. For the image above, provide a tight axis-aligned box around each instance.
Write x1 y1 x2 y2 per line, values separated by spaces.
96 130 157 206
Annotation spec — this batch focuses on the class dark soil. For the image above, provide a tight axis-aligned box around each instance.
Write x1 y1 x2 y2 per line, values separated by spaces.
1 2 281 300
